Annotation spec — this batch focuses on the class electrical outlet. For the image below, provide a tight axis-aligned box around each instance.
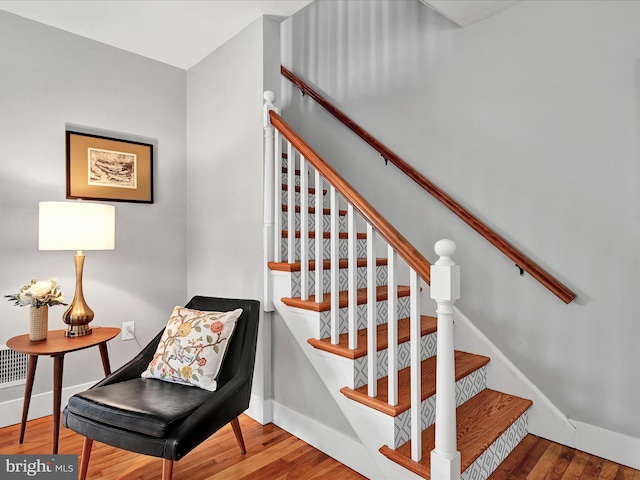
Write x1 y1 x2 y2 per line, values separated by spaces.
122 321 135 341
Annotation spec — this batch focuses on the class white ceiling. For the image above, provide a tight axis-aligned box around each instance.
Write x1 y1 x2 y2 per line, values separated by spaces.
0 0 313 70
0 0 520 70
421 0 521 27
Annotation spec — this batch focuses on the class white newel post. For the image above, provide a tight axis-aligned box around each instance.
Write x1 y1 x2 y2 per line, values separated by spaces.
263 91 278 311
430 239 461 480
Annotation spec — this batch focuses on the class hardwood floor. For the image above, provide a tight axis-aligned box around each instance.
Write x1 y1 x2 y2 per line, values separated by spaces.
0 414 365 479
489 434 640 480
1 416 637 479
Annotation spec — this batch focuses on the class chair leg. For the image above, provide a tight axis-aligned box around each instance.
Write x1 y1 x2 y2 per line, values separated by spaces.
79 438 93 480
162 459 174 480
230 417 246 454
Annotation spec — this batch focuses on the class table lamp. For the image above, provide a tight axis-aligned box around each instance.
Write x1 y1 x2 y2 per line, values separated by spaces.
39 201 115 337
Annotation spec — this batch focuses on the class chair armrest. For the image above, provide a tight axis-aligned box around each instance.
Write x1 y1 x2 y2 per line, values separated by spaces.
92 328 165 388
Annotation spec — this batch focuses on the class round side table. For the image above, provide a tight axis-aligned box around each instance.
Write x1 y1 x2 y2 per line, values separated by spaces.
7 327 120 454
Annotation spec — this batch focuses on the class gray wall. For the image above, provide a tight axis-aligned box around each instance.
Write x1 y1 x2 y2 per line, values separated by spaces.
281 0 640 439
0 8 349 437
0 11 187 409
186 15 355 434
186 18 267 301
186 15 273 415
4 0 636 450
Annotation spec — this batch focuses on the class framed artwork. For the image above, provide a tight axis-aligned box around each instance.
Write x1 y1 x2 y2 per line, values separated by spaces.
66 131 154 203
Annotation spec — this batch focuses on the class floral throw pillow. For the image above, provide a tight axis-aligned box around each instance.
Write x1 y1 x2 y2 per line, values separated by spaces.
141 306 243 391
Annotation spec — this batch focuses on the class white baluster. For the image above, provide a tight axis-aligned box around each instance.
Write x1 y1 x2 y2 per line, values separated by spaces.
348 205 357 349
315 170 323 302
430 239 461 480
367 224 377 397
300 156 309 300
263 91 278 311
274 130 282 264
287 143 295 264
387 246 398 406
330 186 339 344
410 268 421 461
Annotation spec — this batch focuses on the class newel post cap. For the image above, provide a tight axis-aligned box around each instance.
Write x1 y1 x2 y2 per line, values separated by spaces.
430 239 460 301
434 239 456 265
263 91 278 127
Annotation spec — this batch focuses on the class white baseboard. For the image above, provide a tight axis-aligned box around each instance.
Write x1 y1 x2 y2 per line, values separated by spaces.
453 308 640 468
245 394 273 425
573 420 640 470
0 381 96 428
270 400 380 479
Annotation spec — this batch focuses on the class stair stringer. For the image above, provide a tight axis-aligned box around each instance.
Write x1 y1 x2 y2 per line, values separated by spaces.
452 307 576 447
271 269 393 478
270 259 565 477
271 268 538 480
271 271 424 479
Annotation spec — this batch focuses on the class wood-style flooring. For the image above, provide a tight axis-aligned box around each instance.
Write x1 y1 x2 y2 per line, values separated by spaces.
0 415 637 479
0 414 364 479
489 434 640 480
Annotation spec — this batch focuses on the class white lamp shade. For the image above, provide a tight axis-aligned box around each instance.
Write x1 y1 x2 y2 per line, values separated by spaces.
39 201 115 251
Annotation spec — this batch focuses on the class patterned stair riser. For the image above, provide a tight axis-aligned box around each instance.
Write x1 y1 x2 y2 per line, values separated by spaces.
277 155 532 480
281 189 321 209
281 209 348 234
281 167 353 237
291 265 388 297
319 295 411 339
281 170 329 192
392 367 487 449
353 332 437 388
282 237 367 262
461 412 529 480
281 171 301 186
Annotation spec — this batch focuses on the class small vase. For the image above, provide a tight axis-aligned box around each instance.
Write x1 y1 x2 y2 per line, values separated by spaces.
29 305 48 341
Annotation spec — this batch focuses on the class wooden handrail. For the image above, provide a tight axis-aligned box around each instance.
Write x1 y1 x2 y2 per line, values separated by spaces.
270 110 431 285
281 66 576 304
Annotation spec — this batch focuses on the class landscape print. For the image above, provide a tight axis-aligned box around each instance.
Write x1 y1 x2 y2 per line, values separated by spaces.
88 147 137 189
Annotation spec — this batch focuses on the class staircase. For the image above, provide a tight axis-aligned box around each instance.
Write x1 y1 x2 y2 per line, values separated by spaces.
264 95 533 479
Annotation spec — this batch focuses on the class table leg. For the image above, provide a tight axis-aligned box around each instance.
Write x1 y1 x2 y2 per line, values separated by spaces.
98 342 112 376
19 355 38 444
52 354 64 454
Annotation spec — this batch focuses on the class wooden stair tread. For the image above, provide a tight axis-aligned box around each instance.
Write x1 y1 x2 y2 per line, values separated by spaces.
282 285 411 312
281 230 367 240
307 315 437 359
277 130 534 479
281 184 327 195
268 257 387 272
340 351 490 417
282 204 348 216
379 389 533 479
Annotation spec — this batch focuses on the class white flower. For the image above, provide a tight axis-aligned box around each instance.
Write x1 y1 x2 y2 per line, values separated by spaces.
5 277 67 308
28 279 54 298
